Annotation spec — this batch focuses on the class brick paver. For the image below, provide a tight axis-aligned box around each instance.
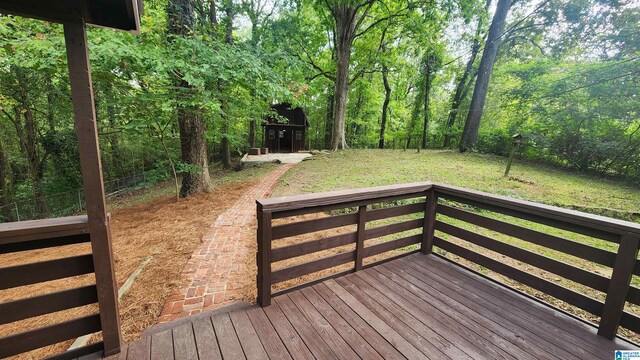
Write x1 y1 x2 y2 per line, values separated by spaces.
157 164 294 323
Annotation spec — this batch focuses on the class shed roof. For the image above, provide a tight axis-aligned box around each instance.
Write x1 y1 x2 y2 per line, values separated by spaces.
1 0 143 32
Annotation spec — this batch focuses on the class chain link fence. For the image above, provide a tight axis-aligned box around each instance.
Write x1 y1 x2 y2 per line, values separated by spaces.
0 171 162 223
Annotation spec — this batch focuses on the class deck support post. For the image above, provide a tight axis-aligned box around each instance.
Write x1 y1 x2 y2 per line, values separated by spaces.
355 205 367 271
257 203 272 306
598 234 639 339
64 21 122 356
422 188 438 254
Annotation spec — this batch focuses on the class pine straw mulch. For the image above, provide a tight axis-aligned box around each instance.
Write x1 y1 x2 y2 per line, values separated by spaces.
0 179 258 359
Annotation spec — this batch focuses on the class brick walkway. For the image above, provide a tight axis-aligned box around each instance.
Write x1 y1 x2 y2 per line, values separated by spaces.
157 164 294 323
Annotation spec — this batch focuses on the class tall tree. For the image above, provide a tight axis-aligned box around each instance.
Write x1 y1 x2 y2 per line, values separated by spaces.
220 0 234 168
322 0 410 150
168 0 215 196
459 0 511 152
443 0 491 148
421 52 441 149
379 64 391 149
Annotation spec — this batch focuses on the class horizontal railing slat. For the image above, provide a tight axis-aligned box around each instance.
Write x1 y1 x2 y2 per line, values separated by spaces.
434 236 604 316
437 204 617 267
0 285 98 324
0 314 102 358
271 251 355 284
436 221 610 292
436 192 620 243
271 213 358 240
434 183 640 239
43 341 104 360
0 215 89 243
0 234 90 254
272 232 357 262
365 218 423 240
362 234 422 258
366 202 426 222
269 192 426 219
0 254 94 290
619 311 640 333
626 286 640 306
258 182 431 213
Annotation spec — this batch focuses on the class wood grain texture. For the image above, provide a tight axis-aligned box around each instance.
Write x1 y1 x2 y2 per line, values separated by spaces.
436 220 610 292
271 250 355 284
229 310 269 360
0 285 98 324
64 21 121 355
422 190 437 254
0 314 101 358
191 317 222 360
366 201 425 222
258 182 431 213
272 232 356 262
599 235 640 338
0 254 94 290
257 206 272 306
437 203 617 267
272 212 358 240
433 183 640 238
0 215 88 242
434 236 605 315
0 233 90 254
211 313 246 359
355 205 366 271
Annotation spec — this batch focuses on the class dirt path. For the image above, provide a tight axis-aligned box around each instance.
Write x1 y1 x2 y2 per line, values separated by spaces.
157 164 294 323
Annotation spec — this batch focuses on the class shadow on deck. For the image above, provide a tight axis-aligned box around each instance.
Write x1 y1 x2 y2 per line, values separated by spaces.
111 254 633 359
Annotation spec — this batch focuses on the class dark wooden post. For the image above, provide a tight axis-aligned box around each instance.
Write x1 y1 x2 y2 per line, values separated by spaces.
257 202 272 306
355 205 367 271
598 234 639 339
422 188 438 254
63 22 122 356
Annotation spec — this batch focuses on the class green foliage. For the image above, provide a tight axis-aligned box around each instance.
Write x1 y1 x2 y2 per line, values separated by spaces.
1 0 639 221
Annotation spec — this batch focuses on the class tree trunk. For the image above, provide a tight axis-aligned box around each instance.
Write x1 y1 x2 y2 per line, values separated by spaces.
379 65 391 149
331 6 356 151
178 107 213 196
459 0 511 152
210 0 218 27
106 87 122 177
168 0 214 196
324 90 334 149
0 137 12 221
220 1 234 168
45 74 56 131
443 0 491 148
249 120 256 148
421 60 432 149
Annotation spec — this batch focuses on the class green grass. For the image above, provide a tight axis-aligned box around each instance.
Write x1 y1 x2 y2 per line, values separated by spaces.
274 149 640 222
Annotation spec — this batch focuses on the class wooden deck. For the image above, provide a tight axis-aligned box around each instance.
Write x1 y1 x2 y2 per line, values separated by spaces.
106 253 636 359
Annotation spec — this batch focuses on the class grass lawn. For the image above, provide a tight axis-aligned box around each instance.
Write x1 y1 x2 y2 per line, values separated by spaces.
272 149 640 341
274 149 640 221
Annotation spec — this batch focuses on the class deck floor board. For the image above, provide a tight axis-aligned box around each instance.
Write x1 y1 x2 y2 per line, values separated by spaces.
117 253 636 359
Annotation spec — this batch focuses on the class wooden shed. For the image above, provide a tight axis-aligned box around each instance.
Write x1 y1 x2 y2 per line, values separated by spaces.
262 103 309 153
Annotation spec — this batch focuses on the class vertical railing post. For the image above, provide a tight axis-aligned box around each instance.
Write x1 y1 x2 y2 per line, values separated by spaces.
598 234 639 339
421 187 438 254
257 202 272 306
64 21 122 355
355 205 367 271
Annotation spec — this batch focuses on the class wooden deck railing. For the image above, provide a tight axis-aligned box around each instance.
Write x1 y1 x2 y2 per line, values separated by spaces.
256 182 640 341
0 216 120 359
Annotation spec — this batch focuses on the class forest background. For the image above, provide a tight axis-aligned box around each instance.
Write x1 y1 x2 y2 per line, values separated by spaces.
0 0 638 221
